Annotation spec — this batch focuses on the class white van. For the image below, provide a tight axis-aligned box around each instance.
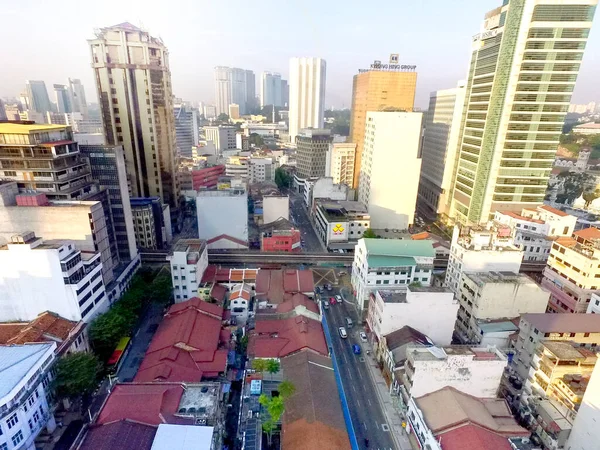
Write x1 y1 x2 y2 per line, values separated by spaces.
338 327 348 339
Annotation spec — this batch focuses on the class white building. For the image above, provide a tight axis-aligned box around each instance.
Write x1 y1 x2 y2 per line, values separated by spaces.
588 292 600 314
566 358 600 450
196 190 248 249
445 224 523 295
0 233 107 323
300 176 349 209
168 239 208 303
229 283 252 324
249 158 275 183
313 199 370 251
417 82 466 222
326 143 356 187
367 287 457 345
455 271 549 344
288 57 326 142
358 112 423 230
263 195 289 225
351 238 435 312
0 343 57 450
205 126 237 152
403 345 508 399
225 156 249 179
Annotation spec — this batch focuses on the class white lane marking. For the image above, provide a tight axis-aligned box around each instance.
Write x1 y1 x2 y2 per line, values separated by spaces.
368 398 372 406
353 385 357 392
363 422 367 430
357 398 361 407
342 352 348 364
375 422 379 429
347 367 353 379
358 370 363 380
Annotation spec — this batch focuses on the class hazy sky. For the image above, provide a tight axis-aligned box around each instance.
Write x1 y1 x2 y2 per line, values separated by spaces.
1 0 598 109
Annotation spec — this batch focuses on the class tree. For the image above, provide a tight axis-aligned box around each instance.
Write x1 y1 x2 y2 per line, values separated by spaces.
278 380 296 400
252 358 268 373
266 359 280 379
583 190 600 208
362 228 378 239
409 281 423 288
217 113 229 122
259 394 285 448
274 168 291 190
248 133 264 147
53 352 102 400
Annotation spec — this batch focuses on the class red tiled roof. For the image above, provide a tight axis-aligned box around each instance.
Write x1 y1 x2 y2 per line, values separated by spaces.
135 298 228 383
79 420 157 450
210 284 227 302
207 234 248 247
256 269 314 304
574 226 600 240
501 211 544 224
278 293 319 315
201 265 231 283
540 205 569 217
230 284 252 301
97 383 192 426
248 316 327 358
438 424 512 450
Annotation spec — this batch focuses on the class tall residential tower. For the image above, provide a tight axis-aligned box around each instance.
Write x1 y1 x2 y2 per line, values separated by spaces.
288 57 326 143
449 0 597 224
89 22 179 207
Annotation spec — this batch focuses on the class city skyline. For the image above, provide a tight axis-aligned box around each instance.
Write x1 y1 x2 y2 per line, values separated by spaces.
1 0 599 110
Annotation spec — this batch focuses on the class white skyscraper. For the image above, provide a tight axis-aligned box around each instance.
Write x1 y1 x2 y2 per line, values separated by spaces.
288 57 326 143
261 72 282 107
214 67 255 116
214 66 232 116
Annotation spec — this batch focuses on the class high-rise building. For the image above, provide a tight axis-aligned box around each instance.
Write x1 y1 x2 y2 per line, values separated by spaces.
281 79 289 107
214 67 254 116
25 80 52 114
417 83 466 221
245 70 256 113
231 68 248 114
205 126 237 152
449 0 597 225
261 72 282 107
0 99 6 121
288 57 326 142
79 144 138 262
68 78 89 119
204 104 217 119
349 63 417 189
357 112 423 230
89 22 179 208
214 66 232 116
229 104 240 120
54 84 72 114
295 128 332 179
326 142 356 187
174 102 199 158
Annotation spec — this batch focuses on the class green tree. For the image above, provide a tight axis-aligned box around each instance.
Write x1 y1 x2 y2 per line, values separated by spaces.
217 113 229 122
274 168 291 190
259 394 285 448
53 352 102 399
248 133 264 147
362 228 378 239
266 359 280 379
278 380 296 400
252 358 268 372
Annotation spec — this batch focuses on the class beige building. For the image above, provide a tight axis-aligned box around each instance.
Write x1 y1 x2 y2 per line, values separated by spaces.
89 22 179 207
325 142 356 187
349 66 417 189
543 227 600 314
295 128 332 179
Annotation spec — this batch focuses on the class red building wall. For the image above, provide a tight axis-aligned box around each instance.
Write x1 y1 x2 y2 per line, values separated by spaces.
192 165 225 190
262 230 301 252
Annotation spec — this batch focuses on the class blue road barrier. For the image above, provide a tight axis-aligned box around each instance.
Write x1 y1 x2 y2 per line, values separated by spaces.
322 312 359 450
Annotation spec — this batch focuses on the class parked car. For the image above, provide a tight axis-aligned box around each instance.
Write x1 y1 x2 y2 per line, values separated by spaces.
325 284 333 291
329 297 336 305
322 301 329 310
359 331 368 342
335 295 342 304
339 327 348 339
352 344 361 354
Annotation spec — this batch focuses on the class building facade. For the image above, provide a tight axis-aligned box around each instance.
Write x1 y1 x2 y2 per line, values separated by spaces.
566 358 600 450
313 199 370 251
449 1 597 224
191 165 225 190
168 239 208 302
326 143 356 187
130 197 170 250
349 66 417 189
288 57 326 142
205 126 236 152
174 103 199 158
417 83 466 221
53 84 72 114
196 189 249 249
295 128 332 179
25 80 52 114
68 78 88 119
358 112 423 230
89 22 179 207
261 72 282 107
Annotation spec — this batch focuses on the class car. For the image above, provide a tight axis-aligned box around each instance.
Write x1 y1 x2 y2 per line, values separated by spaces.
352 344 361 354
338 327 348 339
329 297 336 305
325 284 333 291
335 295 342 304
322 301 329 310
359 331 368 342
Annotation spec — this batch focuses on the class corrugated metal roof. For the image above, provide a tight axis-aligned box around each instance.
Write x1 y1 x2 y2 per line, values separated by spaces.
0 343 55 399
363 238 435 258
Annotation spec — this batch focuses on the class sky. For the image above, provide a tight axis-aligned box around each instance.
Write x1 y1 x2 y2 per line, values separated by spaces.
0 0 599 110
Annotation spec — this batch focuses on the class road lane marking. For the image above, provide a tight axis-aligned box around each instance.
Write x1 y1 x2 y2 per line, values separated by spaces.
363 422 367 430
342 352 348 364
347 367 353 379
357 398 361 407
358 370 363 380
368 398 372 406
375 422 379 429
353 385 357 392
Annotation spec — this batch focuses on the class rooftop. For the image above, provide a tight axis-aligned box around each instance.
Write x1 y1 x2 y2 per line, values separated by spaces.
172 239 207 256
573 226 600 240
151 424 214 450
477 320 520 334
363 238 436 258
79 420 157 450
541 340 597 361
522 313 600 333
0 343 55 400
384 326 432 351
255 269 314 304
0 123 66 134
540 204 570 217
407 345 506 362
465 271 534 287
315 199 369 222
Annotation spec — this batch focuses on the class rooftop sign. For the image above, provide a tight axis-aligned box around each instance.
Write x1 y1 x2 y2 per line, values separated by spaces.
359 55 416 73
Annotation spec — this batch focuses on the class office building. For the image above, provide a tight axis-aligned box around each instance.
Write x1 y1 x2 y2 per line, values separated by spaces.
417 83 466 221
0 232 107 322
203 104 217 119
288 57 326 142
204 126 236 152
449 1 597 224
173 103 199 158
25 80 52 114
295 128 332 179
79 144 138 262
261 72 282 107
326 143 356 187
225 156 249 179
455 271 549 344
214 66 232 116
214 67 254 116
566 360 600 450
245 70 256 113
313 199 370 251
130 197 171 250
445 224 523 294
0 123 98 201
367 287 457 345
68 78 88 118
543 227 600 313
0 343 58 450
167 239 208 302
53 84 72 114
0 99 6 121
249 158 275 183
358 112 423 230
229 103 240 120
196 189 248 249
281 79 289 107
89 22 179 207
351 238 435 312
403 345 508 399
349 62 417 189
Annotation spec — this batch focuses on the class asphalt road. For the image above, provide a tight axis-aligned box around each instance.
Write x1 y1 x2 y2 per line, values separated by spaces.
289 192 326 253
323 288 396 450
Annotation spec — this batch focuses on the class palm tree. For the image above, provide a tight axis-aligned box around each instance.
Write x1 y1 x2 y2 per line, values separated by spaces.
278 380 296 400
266 359 280 380
252 358 268 373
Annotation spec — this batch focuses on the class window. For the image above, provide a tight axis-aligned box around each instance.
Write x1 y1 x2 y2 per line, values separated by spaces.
584 333 590 337
0 443 6 450
12 430 24 446
7 413 18 429
29 419 34 431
